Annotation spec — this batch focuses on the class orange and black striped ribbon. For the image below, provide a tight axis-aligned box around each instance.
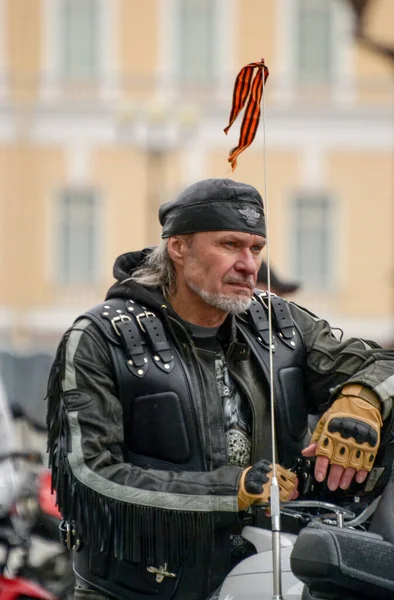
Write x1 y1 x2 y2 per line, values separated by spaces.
224 58 269 171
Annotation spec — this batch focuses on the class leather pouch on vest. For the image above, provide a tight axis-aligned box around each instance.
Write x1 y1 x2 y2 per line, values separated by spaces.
82 299 205 472
242 294 309 467
74 545 182 600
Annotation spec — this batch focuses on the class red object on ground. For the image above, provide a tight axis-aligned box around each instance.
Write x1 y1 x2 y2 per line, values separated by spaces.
0 575 57 599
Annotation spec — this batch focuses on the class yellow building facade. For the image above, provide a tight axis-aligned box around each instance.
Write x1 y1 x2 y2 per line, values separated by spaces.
0 0 393 355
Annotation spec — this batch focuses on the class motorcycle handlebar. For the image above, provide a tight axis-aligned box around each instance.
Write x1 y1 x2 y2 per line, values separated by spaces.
255 499 355 517
0 450 43 464
279 500 355 518
254 499 357 527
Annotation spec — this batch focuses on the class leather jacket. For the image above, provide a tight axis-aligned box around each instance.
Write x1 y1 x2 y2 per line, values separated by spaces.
46 250 394 600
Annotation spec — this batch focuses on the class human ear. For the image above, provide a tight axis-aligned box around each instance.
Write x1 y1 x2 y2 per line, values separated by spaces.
167 236 188 266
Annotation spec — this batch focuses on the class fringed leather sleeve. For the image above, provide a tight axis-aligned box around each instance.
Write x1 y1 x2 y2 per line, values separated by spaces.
289 303 394 421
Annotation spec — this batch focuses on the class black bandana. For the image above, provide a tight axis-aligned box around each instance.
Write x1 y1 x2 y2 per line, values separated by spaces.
159 178 266 238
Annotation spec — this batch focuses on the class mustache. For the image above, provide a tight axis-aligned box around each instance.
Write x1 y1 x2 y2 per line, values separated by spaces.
223 276 254 289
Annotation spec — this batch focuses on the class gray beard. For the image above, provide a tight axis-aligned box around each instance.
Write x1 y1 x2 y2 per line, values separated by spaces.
186 279 252 314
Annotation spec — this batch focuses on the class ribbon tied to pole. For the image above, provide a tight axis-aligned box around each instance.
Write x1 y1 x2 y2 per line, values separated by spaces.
224 58 269 171
224 55 284 598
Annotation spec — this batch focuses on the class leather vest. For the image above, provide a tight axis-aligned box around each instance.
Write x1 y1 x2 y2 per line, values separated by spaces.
81 293 309 470
72 293 309 600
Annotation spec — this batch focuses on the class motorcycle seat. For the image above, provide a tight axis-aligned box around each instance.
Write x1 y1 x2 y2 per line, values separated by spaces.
291 522 394 600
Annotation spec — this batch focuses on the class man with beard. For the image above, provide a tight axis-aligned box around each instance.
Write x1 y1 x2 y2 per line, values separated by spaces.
47 178 393 600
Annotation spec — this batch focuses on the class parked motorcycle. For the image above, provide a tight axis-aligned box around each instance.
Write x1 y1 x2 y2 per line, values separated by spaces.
0 451 74 600
219 472 394 599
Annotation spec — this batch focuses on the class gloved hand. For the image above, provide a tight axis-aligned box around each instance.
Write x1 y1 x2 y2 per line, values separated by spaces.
238 459 298 510
310 384 383 473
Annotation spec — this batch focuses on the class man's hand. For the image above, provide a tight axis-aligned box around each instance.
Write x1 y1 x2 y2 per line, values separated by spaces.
302 385 382 491
238 459 298 510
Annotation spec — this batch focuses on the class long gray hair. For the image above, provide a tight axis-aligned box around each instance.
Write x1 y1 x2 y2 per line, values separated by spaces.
129 239 177 298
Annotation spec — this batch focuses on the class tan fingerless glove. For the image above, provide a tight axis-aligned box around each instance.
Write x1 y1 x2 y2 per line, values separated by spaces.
311 384 383 471
238 460 298 511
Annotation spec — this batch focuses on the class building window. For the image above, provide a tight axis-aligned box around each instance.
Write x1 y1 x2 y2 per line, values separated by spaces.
57 189 100 284
291 195 334 289
176 0 216 85
296 0 334 83
60 0 100 80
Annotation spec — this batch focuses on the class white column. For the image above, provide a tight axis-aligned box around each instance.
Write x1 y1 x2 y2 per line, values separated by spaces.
273 0 296 105
332 2 356 106
157 0 176 104
40 0 60 102
215 0 236 105
99 0 120 102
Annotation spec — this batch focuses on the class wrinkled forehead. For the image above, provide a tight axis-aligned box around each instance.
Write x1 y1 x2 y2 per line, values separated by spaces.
192 230 266 245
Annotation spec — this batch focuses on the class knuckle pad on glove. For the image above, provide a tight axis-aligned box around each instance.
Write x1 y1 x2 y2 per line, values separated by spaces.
348 448 364 470
327 417 379 447
316 434 334 459
238 461 273 509
245 461 270 494
362 450 377 471
331 443 350 468
245 477 265 495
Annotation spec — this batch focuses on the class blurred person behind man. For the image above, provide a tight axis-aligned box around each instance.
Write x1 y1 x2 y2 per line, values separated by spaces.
256 260 300 297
